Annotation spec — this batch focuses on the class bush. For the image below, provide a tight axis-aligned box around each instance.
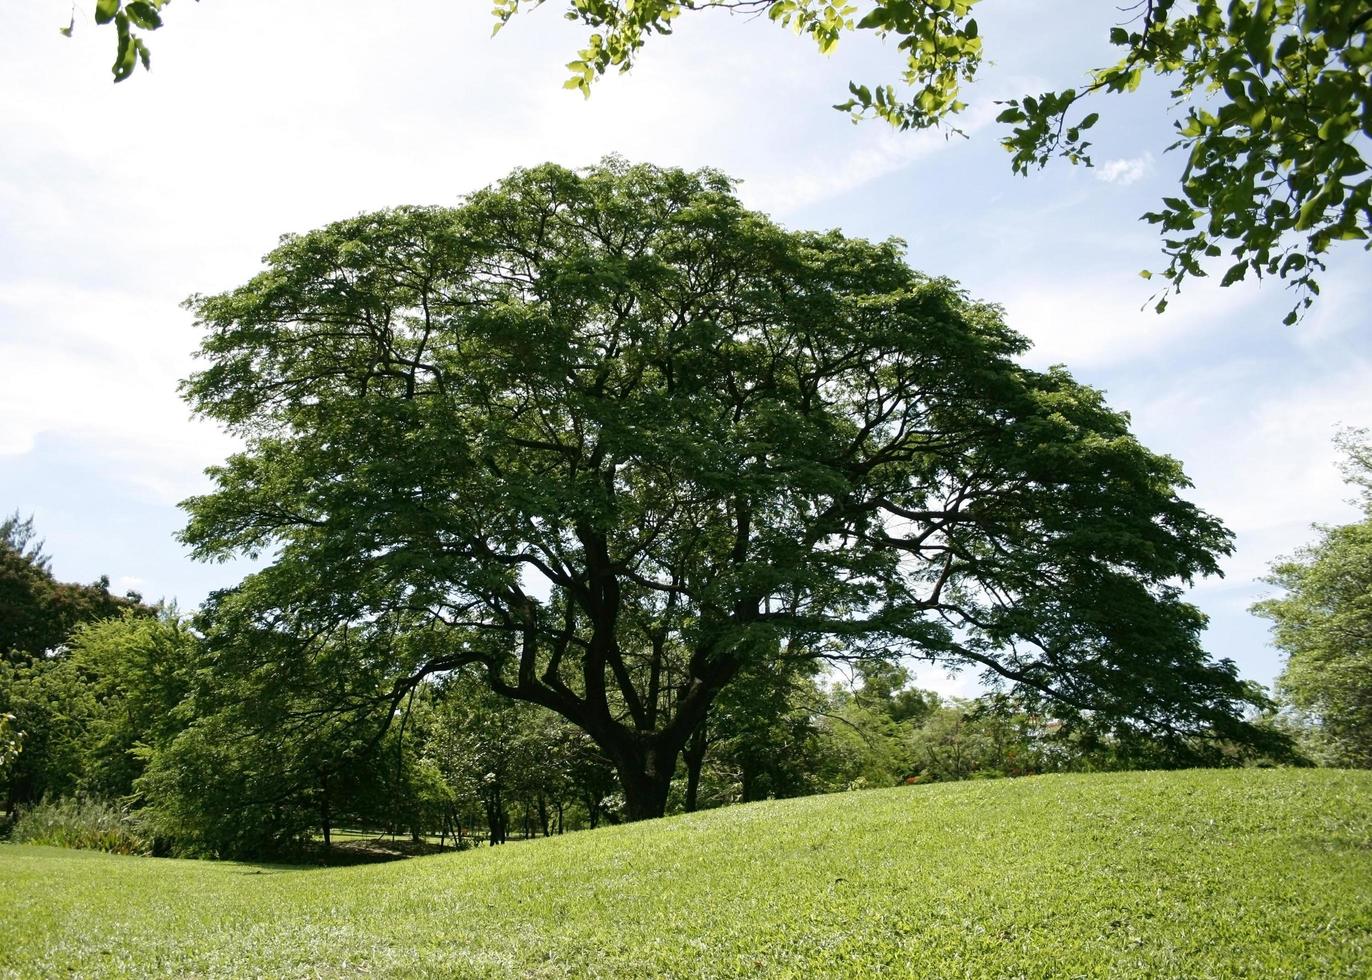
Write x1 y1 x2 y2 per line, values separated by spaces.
10 797 151 855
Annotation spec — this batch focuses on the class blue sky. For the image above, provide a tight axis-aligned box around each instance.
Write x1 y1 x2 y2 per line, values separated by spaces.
1 0 1368 697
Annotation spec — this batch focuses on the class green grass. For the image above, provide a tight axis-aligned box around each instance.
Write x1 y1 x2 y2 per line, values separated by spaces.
2 769 1369 978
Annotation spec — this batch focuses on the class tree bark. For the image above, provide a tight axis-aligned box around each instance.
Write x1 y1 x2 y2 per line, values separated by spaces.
683 722 707 813
319 771 331 847
612 741 677 821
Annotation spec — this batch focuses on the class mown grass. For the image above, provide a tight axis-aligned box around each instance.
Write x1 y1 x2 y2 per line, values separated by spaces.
1 769 1369 978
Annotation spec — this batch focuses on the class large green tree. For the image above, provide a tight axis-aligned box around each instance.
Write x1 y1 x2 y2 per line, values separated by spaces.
1253 430 1372 767
180 159 1274 821
71 1 1370 323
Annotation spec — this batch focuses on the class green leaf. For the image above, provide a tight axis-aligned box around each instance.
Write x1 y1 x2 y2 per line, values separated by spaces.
95 0 120 26
1295 195 1324 231
1220 261 1248 286
125 1 162 30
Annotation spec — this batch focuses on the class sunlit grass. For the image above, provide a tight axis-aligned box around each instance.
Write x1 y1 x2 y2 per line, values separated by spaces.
2 769 1369 977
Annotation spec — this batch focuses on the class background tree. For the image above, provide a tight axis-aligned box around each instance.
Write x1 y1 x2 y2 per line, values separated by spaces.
907 698 1048 782
1 512 146 664
134 597 440 857
684 661 835 808
0 712 20 782
0 609 195 817
1253 430 1372 768
178 158 1277 823
1 519 157 816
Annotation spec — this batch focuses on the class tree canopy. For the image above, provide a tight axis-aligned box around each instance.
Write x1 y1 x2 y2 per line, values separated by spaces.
179 158 1276 821
1254 430 1372 767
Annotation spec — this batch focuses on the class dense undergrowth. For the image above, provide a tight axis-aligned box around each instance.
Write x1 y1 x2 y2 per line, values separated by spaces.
8 797 150 855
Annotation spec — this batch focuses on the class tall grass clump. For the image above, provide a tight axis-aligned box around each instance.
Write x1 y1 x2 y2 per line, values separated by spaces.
10 797 151 855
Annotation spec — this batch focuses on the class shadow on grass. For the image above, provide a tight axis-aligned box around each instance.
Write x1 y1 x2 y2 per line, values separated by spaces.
230 838 476 873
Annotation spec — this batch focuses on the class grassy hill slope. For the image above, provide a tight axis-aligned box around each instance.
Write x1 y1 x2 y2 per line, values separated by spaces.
2 769 1369 978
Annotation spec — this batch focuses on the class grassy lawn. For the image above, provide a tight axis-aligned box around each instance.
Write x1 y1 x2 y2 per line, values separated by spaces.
2 769 1369 978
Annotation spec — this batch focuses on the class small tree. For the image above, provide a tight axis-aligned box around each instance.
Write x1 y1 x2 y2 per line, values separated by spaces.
1254 430 1372 768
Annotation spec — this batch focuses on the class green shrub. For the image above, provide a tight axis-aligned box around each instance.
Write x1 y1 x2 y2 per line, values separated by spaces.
10 797 151 855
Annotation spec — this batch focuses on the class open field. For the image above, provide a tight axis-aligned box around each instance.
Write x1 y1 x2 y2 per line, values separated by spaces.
2 769 1369 978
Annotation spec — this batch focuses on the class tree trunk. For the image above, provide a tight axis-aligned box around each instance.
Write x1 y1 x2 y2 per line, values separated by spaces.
621 774 672 821
615 747 676 821
484 788 506 845
683 723 707 813
319 771 332 847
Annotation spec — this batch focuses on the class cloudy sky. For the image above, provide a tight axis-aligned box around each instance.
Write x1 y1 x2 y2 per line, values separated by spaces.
2 0 1368 696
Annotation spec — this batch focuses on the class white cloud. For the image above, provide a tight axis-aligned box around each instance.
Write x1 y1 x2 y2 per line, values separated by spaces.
1124 351 1371 606
999 271 1261 371
0 0 980 506
1095 152 1154 185
0 280 237 500
908 662 984 700
112 575 146 596
738 101 1001 215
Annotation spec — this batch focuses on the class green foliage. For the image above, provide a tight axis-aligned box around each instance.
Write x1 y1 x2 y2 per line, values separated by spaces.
134 712 324 858
0 608 192 813
1 512 147 665
686 662 836 807
63 0 173 81
0 712 21 779
419 670 622 838
907 699 1048 781
10 797 151 855
1253 429 1372 767
500 1 1370 323
131 625 406 859
65 611 198 798
178 158 1273 821
1 770 1369 975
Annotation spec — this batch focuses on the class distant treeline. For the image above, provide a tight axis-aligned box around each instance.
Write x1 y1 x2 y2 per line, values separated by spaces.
2 513 1296 861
